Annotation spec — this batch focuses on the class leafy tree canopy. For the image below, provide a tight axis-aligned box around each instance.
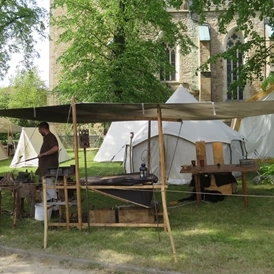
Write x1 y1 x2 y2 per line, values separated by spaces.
51 0 195 103
190 0 274 93
0 0 47 80
0 86 10 109
7 67 48 126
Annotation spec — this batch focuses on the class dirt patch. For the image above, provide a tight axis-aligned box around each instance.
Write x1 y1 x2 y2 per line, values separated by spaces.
0 246 183 274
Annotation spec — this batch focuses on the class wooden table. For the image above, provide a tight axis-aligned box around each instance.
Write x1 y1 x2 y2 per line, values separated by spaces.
180 164 259 207
0 185 21 228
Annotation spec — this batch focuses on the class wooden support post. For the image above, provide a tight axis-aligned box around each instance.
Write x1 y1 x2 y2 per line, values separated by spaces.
147 120 151 172
71 97 82 230
157 106 178 263
43 177 48 248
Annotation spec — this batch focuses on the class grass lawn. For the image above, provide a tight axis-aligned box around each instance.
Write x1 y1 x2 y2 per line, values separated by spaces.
1 149 274 273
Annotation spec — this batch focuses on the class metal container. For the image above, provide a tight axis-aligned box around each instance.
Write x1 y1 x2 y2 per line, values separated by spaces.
240 159 255 166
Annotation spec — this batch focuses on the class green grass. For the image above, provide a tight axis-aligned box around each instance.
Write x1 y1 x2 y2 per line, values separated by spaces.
1 150 274 273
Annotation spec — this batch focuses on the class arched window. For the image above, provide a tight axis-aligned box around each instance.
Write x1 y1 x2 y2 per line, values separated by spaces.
226 31 244 100
160 45 176 81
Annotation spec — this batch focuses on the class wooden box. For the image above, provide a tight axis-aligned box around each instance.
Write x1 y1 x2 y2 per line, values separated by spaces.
89 209 116 223
117 205 155 224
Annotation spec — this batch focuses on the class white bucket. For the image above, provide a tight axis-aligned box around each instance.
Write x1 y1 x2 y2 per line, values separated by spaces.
35 203 53 221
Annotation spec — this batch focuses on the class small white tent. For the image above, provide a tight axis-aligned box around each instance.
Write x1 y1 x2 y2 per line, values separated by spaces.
0 143 8 161
10 127 71 168
0 118 21 158
95 85 245 184
94 121 146 162
237 91 274 159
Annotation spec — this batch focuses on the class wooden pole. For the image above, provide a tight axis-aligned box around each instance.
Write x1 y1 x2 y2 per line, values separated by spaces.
157 106 178 263
147 120 151 172
64 176 70 230
71 97 82 230
43 177 48 248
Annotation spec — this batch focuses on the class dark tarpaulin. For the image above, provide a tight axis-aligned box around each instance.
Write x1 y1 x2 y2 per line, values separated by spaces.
81 173 158 207
0 100 274 123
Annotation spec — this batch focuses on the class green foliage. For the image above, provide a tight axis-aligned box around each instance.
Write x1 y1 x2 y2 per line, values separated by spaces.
259 163 274 184
262 72 274 91
191 0 274 93
0 0 47 79
0 87 10 109
51 0 195 103
7 68 48 127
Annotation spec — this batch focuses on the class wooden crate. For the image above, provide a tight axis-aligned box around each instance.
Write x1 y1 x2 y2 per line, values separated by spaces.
117 205 155 224
89 209 116 223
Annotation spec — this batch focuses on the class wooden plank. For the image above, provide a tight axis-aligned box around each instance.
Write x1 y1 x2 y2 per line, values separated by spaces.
212 142 224 164
82 222 165 228
209 142 232 194
89 209 116 223
180 164 259 174
195 141 207 166
117 206 155 224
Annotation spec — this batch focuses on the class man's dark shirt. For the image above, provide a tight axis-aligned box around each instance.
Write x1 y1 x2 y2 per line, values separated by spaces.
36 132 59 177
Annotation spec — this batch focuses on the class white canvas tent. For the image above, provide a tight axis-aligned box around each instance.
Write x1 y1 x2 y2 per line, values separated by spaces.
10 127 71 168
94 121 146 162
0 118 21 158
237 90 274 159
0 117 21 134
0 143 8 161
95 85 246 184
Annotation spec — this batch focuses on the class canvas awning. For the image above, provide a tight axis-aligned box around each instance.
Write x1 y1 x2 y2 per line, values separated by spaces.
0 100 274 123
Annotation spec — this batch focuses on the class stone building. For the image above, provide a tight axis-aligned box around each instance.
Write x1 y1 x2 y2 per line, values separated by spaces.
49 1 272 104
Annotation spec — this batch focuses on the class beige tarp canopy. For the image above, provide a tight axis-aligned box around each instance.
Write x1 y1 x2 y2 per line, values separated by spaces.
0 117 21 133
0 100 274 123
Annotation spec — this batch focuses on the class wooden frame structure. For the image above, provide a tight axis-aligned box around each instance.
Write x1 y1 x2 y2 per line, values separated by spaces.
180 141 259 207
43 98 178 263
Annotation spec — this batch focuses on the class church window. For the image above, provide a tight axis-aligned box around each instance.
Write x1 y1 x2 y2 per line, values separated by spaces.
160 45 176 81
226 31 244 100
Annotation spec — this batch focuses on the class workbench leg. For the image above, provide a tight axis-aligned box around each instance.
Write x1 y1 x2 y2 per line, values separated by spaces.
12 190 18 229
242 172 248 207
194 175 201 207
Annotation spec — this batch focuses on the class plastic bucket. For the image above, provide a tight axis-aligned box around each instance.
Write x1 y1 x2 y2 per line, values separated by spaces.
34 203 53 221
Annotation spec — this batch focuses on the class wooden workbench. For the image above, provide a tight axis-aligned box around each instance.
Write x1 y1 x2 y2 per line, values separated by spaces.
180 164 259 207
